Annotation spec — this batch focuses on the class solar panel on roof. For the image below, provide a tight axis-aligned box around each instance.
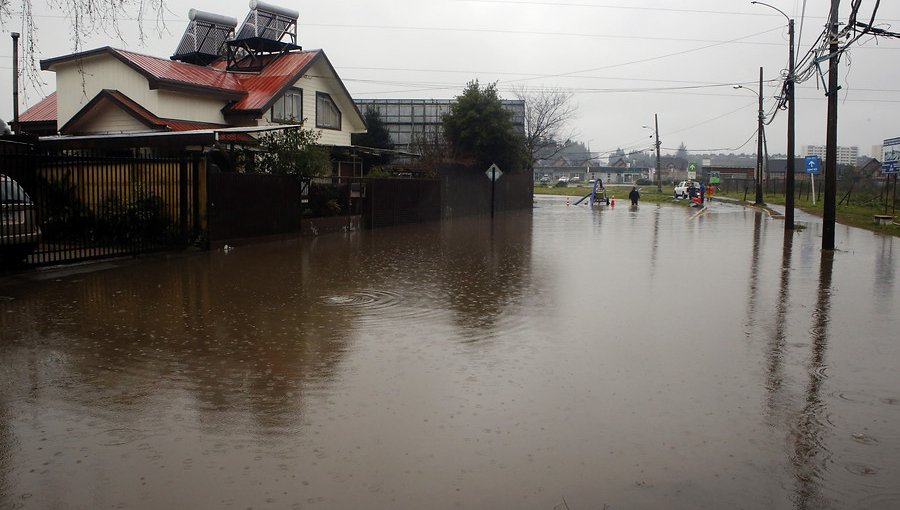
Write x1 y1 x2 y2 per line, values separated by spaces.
172 9 237 66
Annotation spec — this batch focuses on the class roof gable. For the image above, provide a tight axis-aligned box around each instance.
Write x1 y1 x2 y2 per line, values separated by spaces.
60 89 229 135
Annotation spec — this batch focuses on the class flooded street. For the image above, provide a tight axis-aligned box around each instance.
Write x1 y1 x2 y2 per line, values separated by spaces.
2 196 898 510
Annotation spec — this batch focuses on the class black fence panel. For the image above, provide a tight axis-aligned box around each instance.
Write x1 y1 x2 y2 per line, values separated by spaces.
207 173 302 242
365 178 441 229
1 145 200 270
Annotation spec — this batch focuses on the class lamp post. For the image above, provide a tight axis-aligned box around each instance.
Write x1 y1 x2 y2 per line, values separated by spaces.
752 1 795 229
643 114 662 192
733 70 766 206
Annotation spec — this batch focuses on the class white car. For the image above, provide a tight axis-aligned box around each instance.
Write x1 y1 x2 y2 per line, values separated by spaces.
674 180 699 199
557 176 569 184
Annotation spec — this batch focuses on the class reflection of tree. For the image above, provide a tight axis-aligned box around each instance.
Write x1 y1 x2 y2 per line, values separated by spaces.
437 212 534 339
790 250 834 509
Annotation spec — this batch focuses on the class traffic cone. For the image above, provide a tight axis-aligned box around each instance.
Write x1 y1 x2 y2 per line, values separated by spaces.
566 196 570 207
611 195 615 207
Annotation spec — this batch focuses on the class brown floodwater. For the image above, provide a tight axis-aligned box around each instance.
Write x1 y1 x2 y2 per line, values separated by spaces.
1 195 898 509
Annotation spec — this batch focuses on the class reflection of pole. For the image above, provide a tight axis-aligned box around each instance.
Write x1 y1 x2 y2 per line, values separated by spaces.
793 250 834 506
756 67 765 205
823 0 841 250
654 114 662 193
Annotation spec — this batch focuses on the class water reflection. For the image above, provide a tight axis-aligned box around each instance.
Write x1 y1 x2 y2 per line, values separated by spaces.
791 250 835 509
2 201 899 509
874 235 895 313
764 230 794 420
745 211 765 333
0 244 358 434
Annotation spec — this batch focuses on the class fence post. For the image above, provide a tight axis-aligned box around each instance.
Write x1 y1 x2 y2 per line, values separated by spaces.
179 156 189 242
192 155 200 239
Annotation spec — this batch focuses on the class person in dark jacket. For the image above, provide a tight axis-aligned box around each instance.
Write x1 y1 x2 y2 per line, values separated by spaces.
629 186 640 206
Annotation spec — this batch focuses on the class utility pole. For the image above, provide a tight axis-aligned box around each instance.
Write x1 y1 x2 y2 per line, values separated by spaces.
785 17 796 230
823 0 840 250
654 114 661 193
756 67 765 205
11 32 20 135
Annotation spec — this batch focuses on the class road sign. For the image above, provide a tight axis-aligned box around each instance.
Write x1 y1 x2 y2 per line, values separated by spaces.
486 163 503 181
805 155 820 175
687 162 697 179
883 137 900 174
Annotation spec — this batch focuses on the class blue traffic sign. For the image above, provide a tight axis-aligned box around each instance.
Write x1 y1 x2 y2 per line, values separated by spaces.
805 155 820 175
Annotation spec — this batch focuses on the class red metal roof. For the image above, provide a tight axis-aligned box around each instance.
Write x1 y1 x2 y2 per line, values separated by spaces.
20 92 57 123
38 47 351 122
213 51 320 112
113 49 245 96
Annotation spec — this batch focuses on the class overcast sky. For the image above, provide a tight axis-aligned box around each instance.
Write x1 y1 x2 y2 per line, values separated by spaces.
2 0 899 158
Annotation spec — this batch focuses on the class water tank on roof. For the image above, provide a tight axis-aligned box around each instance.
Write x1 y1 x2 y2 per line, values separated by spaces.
172 9 237 66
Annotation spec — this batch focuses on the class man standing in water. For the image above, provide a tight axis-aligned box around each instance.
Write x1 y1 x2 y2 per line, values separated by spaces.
629 186 640 206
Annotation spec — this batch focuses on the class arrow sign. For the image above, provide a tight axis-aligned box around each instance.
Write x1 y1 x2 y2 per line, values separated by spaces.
486 163 503 182
805 155 820 175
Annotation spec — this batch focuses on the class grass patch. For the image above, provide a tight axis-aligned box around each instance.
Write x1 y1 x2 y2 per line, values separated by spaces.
715 190 900 237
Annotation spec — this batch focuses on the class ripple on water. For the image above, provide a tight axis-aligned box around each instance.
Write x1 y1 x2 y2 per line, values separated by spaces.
844 462 879 477
96 427 145 446
322 289 451 326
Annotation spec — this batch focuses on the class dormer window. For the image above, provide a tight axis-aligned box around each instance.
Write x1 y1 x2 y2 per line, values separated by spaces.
272 88 302 123
316 92 341 130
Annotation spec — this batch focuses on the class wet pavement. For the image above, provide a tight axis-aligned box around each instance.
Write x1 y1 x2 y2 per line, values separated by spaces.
1 196 898 509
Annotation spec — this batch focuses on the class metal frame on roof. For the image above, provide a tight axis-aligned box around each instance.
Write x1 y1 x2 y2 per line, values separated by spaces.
226 1 301 72
172 9 238 66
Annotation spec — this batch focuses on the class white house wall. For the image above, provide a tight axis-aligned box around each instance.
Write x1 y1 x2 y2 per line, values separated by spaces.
156 90 227 125
261 58 365 145
77 102 149 134
55 56 153 128
54 54 229 128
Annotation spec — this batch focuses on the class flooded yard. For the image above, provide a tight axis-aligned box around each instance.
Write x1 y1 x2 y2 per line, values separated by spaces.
1 196 898 509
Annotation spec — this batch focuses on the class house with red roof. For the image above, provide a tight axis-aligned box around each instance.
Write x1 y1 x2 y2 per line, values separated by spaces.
19 2 368 170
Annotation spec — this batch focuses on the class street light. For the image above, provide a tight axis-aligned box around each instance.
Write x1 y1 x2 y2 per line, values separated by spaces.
642 114 662 192
752 1 796 229
733 70 765 206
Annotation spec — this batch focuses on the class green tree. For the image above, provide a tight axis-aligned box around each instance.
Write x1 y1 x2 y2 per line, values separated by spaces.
351 107 394 151
255 126 331 177
443 80 524 171
351 107 394 169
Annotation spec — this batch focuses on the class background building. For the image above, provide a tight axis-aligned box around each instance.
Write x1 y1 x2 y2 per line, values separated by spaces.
354 98 525 153
803 144 859 166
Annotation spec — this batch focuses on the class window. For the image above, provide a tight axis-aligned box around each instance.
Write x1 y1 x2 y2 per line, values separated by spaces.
316 92 341 130
272 88 302 123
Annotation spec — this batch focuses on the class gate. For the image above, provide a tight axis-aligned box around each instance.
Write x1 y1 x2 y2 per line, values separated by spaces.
1 144 202 269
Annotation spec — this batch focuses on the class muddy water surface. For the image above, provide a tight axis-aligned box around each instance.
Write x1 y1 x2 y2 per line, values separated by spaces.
1 196 898 509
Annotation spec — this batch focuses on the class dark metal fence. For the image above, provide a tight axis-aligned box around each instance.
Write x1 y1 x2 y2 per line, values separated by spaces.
365 178 441 229
1 146 201 270
207 172 302 242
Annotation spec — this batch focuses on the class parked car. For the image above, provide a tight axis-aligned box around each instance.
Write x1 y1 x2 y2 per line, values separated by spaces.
1 174 41 264
557 176 569 184
570 175 581 183
539 175 550 184
674 180 699 199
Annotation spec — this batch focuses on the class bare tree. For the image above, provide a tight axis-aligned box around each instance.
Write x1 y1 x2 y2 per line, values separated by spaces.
2 0 167 89
512 85 577 170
